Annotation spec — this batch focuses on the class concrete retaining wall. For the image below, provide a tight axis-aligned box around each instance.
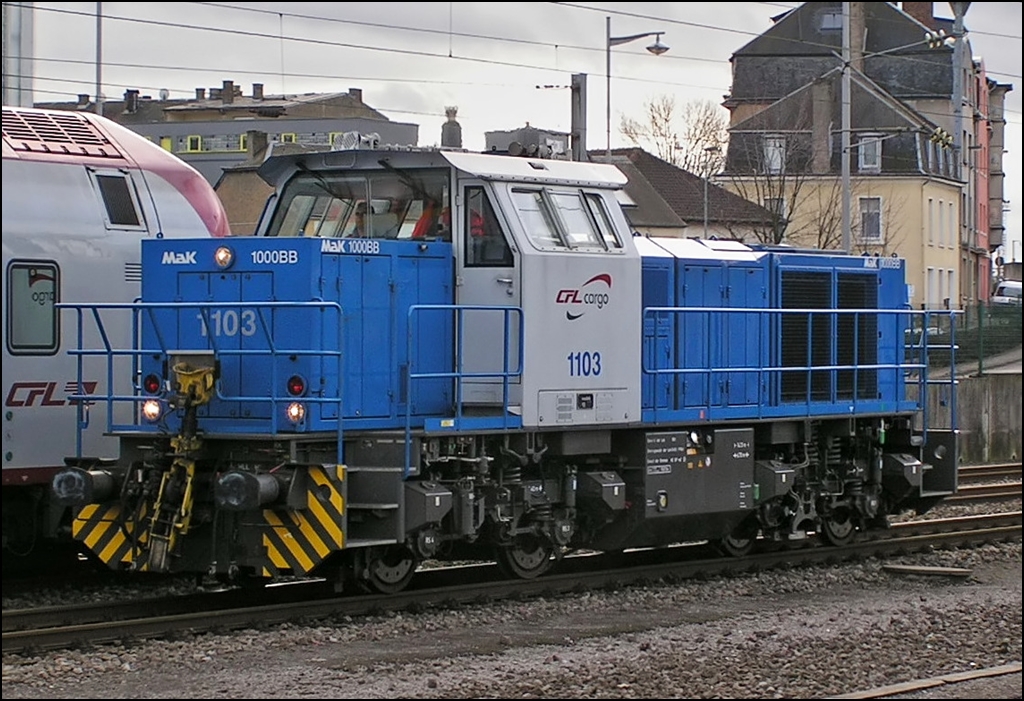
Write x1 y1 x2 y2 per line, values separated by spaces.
927 373 1022 464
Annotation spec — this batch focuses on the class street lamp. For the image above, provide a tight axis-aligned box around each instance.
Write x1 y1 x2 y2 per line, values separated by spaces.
703 145 721 238
606 16 668 158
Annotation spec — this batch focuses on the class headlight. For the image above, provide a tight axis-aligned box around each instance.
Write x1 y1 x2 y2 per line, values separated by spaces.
214 246 234 269
286 402 306 424
142 399 163 422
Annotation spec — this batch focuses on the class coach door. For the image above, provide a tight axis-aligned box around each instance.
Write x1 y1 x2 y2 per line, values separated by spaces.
454 183 522 408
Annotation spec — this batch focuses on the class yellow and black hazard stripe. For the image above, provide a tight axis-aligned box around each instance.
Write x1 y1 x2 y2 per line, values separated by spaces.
257 464 346 578
72 503 151 570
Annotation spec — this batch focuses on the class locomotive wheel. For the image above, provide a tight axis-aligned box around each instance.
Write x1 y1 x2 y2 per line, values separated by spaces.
494 534 554 579
819 509 857 547
717 520 759 557
719 532 756 558
364 545 418 594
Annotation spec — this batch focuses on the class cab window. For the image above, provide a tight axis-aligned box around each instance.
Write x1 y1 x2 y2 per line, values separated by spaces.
464 187 512 267
510 187 621 252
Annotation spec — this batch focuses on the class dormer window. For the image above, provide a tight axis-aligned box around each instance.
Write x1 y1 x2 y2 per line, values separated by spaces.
858 134 882 173
820 10 842 30
763 135 786 175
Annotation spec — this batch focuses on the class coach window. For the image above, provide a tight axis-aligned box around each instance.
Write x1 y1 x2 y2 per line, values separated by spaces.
91 171 144 229
6 261 59 356
465 186 512 267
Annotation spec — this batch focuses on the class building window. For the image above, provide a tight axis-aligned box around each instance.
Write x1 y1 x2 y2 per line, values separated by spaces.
858 197 882 243
186 135 202 152
763 197 787 221
820 10 842 30
948 201 955 247
763 135 785 175
857 134 882 173
927 197 934 245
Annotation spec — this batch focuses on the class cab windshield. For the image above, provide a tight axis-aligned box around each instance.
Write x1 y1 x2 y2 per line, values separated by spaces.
267 168 451 240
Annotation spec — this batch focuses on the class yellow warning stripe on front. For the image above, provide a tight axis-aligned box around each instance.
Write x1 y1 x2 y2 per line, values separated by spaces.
74 504 124 566
308 466 344 546
258 464 345 575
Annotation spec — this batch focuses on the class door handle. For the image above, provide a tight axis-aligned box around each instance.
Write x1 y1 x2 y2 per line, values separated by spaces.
496 277 513 285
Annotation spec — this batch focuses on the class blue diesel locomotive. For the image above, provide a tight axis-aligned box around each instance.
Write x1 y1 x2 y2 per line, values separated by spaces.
52 143 959 592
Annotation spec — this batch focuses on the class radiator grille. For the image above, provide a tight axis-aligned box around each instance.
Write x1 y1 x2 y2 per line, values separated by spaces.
2 107 123 158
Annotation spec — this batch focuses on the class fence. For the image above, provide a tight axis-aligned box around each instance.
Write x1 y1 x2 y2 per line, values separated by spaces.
913 302 1021 371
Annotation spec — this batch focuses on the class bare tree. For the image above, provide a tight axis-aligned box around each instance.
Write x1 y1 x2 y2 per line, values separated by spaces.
723 134 811 244
621 96 728 173
777 177 908 254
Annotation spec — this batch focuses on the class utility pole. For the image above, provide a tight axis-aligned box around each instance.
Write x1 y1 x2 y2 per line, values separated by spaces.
949 2 970 307
570 73 587 162
95 2 103 115
840 1 852 254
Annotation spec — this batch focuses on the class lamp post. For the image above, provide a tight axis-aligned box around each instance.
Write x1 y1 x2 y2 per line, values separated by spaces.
606 16 668 158
703 145 721 238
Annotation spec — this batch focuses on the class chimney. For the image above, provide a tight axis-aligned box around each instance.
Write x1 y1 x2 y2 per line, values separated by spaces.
252 83 264 100
222 80 234 105
196 87 206 100
811 80 833 174
246 129 268 160
441 106 462 148
349 87 362 103
902 2 937 29
77 93 90 108
123 89 140 114
850 2 865 72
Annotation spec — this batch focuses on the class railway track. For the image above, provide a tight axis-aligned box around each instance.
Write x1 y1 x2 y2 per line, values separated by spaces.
4 510 1020 655
957 461 1021 481
952 460 1022 502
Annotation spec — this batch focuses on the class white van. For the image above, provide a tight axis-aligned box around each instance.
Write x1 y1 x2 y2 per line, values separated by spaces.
991 279 1022 306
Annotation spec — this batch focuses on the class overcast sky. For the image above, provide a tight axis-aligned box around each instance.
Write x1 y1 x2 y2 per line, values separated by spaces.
19 1 1023 260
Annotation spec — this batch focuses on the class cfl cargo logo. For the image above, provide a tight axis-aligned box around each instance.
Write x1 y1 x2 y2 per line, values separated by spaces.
555 273 612 320
161 250 197 265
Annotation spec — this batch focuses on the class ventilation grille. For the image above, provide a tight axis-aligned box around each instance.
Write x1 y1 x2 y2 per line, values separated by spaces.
124 262 142 283
2 107 124 158
780 271 831 402
836 274 878 400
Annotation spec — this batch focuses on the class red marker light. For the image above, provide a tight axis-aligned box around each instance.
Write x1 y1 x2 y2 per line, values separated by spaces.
287 375 306 396
143 374 162 394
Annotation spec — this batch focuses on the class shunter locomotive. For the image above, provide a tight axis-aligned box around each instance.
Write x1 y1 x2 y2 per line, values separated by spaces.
51 139 959 593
